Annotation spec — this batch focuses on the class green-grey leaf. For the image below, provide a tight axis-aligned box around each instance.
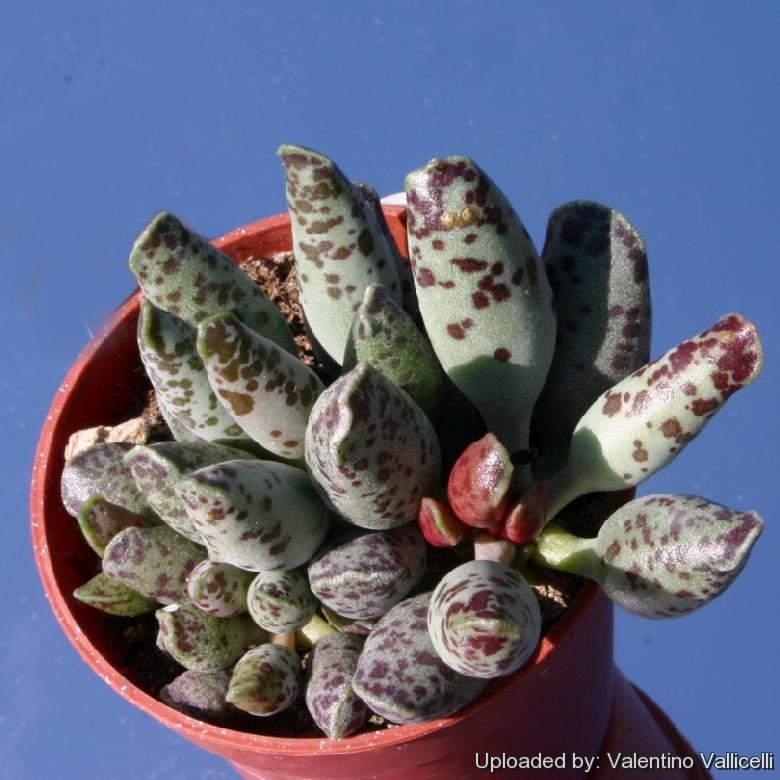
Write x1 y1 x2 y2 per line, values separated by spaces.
76 495 155 557
405 156 556 482
279 144 401 365
102 525 206 604
61 442 152 518
126 440 256 543
533 494 763 619
246 569 316 633
305 362 441 530
196 312 324 460
156 601 264 672
227 644 301 716
533 202 652 476
342 284 445 419
137 299 253 443
545 314 763 520
175 460 331 572
129 211 295 353
187 560 253 617
73 572 159 617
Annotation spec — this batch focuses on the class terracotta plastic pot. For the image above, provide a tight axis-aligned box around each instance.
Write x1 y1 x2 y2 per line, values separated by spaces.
31 209 711 779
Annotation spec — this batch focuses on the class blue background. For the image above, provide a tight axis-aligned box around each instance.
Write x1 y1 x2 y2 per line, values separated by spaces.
3 2 777 778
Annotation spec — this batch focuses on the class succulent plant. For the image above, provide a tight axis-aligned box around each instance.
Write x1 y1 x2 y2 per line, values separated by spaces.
60 144 764 739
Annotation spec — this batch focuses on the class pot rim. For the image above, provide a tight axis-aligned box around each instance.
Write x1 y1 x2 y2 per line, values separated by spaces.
29 207 609 757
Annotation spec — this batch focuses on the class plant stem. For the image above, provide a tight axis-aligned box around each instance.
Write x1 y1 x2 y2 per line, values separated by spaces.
531 522 601 581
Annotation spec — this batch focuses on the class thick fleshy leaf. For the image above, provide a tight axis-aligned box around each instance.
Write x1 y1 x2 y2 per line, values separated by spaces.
61 442 151 518
533 202 652 475
352 593 487 724
102 525 206 604
533 494 763 619
196 312 324 459
175 459 331 571
305 632 367 739
545 314 763 520
246 569 316 633
447 433 514 528
156 601 264 672
305 362 441 530
187 560 253 617
126 440 255 543
227 644 301 716
418 496 468 547
342 284 445 419
355 181 418 317
405 156 556 480
308 525 426 620
137 299 253 443
428 560 541 678
76 496 154 557
128 211 295 352
160 670 233 720
279 144 401 364
73 572 158 617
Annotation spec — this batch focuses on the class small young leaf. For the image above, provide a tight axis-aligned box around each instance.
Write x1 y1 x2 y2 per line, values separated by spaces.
227 643 301 716
246 569 317 633
73 572 158 617
157 601 264 672
160 670 233 721
187 560 253 617
76 496 154 557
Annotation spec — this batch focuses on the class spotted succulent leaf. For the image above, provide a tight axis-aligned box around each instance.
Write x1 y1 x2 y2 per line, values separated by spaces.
76 495 154 557
246 569 316 633
305 632 368 739
533 202 652 476
196 312 324 460
352 593 487 724
305 362 441 530
405 157 556 483
227 643 301 716
545 314 763 520
102 525 206 604
308 525 426 620
533 494 763 618
156 601 265 672
279 144 401 365
417 496 468 547
61 442 152 518
160 670 233 721
447 433 514 528
129 211 295 353
73 572 159 617
428 560 541 678
137 299 253 443
126 441 255 543
175 459 331 572
187 560 253 617
342 284 445 419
